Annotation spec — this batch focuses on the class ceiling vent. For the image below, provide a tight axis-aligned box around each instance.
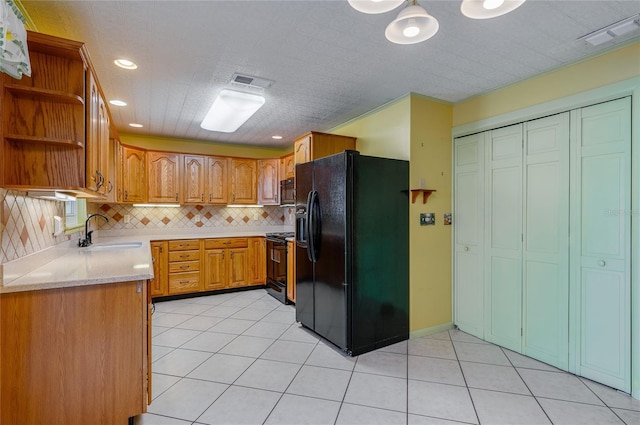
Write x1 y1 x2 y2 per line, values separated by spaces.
578 13 640 47
230 73 275 92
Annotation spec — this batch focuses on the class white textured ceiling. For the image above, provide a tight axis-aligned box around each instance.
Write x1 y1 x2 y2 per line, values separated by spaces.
21 0 640 148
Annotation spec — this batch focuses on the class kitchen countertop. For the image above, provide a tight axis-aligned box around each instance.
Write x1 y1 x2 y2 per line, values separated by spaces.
1 226 293 294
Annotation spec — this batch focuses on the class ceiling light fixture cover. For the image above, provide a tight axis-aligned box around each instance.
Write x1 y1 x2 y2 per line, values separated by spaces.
385 2 439 44
114 59 138 69
348 0 405 14
201 90 266 133
460 0 526 19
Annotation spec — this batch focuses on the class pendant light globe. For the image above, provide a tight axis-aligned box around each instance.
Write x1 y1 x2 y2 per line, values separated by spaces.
348 0 405 14
461 0 526 19
385 3 439 44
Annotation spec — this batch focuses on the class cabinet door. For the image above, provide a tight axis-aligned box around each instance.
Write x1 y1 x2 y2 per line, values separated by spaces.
207 156 229 204
248 237 266 285
258 159 279 205
230 159 257 204
287 240 296 303
571 97 631 392
183 155 206 204
120 146 146 203
150 241 168 297
228 248 248 288
281 154 295 179
453 133 485 339
203 249 227 290
85 71 101 193
148 152 181 203
294 136 310 164
485 123 523 352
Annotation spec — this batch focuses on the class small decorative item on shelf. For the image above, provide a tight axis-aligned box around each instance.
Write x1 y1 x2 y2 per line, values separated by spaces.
0 0 31 79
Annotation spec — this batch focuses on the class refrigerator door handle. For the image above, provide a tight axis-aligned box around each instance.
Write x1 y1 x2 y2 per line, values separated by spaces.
305 190 315 262
309 190 321 262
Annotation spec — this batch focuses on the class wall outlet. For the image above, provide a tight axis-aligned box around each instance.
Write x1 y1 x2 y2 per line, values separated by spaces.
194 214 201 222
253 213 259 221
124 214 131 224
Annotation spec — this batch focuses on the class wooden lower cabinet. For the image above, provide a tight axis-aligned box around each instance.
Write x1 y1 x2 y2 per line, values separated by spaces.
167 239 201 295
151 237 267 298
203 238 249 290
287 240 295 303
150 241 169 296
0 280 150 425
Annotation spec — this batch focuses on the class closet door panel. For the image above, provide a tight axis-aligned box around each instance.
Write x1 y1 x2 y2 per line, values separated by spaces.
523 113 569 370
572 97 631 393
485 125 522 351
453 133 485 338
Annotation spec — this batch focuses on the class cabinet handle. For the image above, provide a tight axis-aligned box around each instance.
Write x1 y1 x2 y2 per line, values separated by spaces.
96 170 104 190
107 181 113 194
175 193 178 201
180 265 188 269
179 280 190 284
201 194 204 202
232 194 236 202
124 190 128 200
180 254 189 258
209 194 212 202
598 260 606 267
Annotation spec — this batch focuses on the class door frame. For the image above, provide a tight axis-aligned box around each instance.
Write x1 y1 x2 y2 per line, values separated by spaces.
452 76 640 400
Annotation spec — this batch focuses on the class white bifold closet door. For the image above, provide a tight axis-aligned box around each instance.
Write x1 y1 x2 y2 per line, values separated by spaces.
570 97 631 393
485 124 524 352
522 113 570 370
453 133 485 339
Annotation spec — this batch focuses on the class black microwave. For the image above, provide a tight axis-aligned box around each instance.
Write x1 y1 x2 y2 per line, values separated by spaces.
280 178 295 205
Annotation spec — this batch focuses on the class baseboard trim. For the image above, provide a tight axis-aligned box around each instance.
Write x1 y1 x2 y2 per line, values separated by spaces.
410 322 455 339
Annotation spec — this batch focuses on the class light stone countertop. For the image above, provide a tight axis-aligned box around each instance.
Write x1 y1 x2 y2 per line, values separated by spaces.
1 226 293 294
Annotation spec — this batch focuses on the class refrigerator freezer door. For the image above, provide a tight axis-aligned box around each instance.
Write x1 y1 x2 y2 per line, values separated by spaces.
311 152 350 350
295 161 314 329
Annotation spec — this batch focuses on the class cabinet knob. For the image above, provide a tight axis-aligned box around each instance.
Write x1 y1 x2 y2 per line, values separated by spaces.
201 194 204 202
598 260 606 267
464 246 469 252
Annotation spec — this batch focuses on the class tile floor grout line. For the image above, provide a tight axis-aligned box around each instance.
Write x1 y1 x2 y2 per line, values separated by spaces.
577 375 631 422
498 345 554 425
450 328 482 425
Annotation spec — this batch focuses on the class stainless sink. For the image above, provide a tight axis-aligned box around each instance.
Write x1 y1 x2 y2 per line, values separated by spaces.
85 242 143 251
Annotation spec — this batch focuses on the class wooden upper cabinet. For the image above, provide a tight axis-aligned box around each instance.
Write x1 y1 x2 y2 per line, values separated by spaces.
148 151 181 203
293 131 357 164
258 158 280 205
1 31 87 191
119 145 146 203
85 70 110 196
183 155 206 204
230 159 257 204
280 153 295 179
207 156 229 204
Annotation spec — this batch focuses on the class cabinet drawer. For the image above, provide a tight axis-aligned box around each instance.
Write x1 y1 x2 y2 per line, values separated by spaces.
204 238 248 250
169 261 200 273
168 272 200 293
169 250 200 262
168 240 200 251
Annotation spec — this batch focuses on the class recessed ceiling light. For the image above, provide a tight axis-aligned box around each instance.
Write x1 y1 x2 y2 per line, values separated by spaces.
114 59 138 70
109 99 127 106
272 135 283 140
129 123 143 128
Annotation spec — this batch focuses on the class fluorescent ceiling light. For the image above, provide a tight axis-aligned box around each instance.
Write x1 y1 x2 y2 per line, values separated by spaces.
272 135 283 140
200 90 265 133
578 14 640 47
348 0 405 14
132 204 181 208
461 0 526 19
129 123 143 128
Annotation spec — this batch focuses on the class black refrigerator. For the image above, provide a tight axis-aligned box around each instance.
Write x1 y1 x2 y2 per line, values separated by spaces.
295 150 409 356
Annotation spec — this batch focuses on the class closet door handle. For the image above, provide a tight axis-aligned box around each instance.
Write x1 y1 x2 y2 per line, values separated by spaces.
598 260 606 267
463 246 469 252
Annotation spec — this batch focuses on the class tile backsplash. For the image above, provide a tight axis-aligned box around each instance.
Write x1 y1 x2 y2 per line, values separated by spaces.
88 203 295 231
1 189 78 263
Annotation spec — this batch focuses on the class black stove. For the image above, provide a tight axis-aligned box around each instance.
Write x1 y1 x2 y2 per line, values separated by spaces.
265 232 295 304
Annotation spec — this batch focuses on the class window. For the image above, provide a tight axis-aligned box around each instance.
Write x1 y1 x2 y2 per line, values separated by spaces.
64 199 87 233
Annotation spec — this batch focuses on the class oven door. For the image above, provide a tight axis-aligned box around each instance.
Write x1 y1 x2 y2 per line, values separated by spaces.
266 238 288 304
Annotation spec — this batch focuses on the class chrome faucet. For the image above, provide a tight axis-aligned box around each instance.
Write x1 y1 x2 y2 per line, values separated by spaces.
78 213 109 247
